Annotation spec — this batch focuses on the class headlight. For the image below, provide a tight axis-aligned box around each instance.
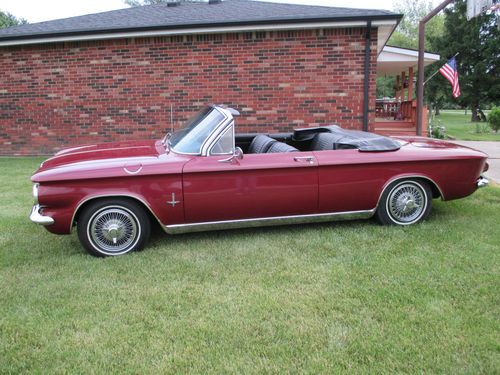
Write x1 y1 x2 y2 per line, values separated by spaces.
33 183 39 205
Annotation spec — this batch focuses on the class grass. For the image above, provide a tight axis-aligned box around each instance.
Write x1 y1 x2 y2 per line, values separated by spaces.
1 157 499 374
435 110 500 141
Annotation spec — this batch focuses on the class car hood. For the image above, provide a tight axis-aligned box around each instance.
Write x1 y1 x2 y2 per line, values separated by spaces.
39 140 162 170
31 139 191 183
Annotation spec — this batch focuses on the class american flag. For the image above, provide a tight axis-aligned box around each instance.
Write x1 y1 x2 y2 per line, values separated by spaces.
439 57 461 98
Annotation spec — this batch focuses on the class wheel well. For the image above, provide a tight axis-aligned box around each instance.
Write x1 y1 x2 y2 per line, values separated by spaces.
425 179 442 199
73 196 161 228
409 177 442 199
380 176 443 203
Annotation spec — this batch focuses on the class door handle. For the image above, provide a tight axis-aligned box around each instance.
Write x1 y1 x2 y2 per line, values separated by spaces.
294 156 315 164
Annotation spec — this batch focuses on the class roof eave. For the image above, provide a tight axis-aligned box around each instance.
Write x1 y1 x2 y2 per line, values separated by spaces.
0 14 403 46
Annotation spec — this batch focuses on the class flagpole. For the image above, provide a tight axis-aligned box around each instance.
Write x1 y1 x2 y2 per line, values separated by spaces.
423 52 459 85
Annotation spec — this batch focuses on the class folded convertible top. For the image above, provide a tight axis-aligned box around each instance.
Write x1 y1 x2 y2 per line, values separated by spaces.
293 125 402 152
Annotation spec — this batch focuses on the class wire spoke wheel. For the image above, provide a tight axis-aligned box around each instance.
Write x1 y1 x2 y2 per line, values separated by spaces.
386 182 427 224
88 207 140 254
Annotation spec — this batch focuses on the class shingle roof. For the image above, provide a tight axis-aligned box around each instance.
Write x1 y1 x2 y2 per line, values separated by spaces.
0 0 401 42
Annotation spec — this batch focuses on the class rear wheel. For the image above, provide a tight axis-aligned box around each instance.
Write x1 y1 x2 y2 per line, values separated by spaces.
376 179 432 226
77 199 151 257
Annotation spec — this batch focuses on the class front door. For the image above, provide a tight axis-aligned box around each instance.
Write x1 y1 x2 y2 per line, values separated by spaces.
182 152 318 223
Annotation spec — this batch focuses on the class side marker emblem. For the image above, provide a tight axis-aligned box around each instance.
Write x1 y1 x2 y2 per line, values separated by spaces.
167 193 180 207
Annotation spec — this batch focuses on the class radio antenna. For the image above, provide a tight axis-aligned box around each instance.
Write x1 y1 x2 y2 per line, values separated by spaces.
170 103 173 133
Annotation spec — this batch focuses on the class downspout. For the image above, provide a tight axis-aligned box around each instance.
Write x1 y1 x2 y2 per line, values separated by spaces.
362 21 372 132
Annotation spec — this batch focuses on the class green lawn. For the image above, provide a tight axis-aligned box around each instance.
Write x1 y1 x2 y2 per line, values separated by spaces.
435 110 500 141
1 157 499 374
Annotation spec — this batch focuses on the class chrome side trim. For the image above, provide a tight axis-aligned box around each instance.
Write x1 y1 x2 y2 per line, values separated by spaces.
377 175 445 205
164 209 375 234
477 176 489 188
30 204 55 226
70 194 167 233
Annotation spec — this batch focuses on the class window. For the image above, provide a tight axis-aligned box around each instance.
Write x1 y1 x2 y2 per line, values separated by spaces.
170 107 226 154
210 125 234 155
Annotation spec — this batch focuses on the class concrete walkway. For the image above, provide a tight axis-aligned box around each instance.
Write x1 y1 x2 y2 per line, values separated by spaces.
452 141 500 182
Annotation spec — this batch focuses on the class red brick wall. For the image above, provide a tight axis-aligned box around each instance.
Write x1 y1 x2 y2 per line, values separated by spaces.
0 28 378 155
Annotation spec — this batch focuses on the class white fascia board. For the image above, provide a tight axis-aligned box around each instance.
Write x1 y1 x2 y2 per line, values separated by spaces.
0 19 398 47
383 45 440 61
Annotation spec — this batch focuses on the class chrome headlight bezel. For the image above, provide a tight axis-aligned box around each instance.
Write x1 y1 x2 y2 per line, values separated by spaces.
33 183 39 205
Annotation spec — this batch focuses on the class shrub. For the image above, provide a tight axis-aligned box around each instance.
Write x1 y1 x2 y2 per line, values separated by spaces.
488 107 500 133
429 118 446 139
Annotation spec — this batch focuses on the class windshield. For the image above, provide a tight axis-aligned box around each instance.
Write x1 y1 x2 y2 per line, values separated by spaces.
169 107 227 154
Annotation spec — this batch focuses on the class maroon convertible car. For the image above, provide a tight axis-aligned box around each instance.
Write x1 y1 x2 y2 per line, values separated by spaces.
30 105 489 256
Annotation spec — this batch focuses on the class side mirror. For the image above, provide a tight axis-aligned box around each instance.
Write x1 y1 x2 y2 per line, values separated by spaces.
218 147 244 164
234 147 244 160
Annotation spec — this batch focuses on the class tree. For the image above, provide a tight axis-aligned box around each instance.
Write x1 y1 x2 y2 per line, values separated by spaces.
389 0 444 50
430 0 500 122
488 107 500 133
124 0 204 6
0 11 27 28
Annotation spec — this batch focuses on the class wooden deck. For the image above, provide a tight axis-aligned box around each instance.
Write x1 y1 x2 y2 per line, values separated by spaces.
373 119 417 136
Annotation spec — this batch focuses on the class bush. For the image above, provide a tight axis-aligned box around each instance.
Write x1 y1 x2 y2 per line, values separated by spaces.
488 107 500 133
429 118 447 139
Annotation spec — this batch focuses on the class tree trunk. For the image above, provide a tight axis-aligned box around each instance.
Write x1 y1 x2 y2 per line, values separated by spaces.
478 109 487 122
435 105 440 116
471 102 480 122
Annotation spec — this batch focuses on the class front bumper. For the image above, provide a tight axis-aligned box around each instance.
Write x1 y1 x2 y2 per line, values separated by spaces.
30 204 54 226
477 176 489 188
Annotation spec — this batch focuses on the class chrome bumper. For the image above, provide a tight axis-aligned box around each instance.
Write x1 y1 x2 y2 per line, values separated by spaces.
30 204 54 226
477 176 489 188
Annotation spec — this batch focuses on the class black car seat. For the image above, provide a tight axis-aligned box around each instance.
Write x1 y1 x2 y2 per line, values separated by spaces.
267 142 299 153
247 135 277 154
310 132 358 151
310 132 338 151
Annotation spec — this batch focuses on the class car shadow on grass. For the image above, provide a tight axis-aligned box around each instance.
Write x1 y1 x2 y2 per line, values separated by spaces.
49 200 455 258
147 217 390 249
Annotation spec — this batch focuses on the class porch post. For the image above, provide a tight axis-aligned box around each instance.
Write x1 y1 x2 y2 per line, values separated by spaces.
408 67 414 101
401 71 406 101
396 75 400 101
417 0 455 136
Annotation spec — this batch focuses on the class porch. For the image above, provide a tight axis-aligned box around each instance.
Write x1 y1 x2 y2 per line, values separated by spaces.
373 46 440 136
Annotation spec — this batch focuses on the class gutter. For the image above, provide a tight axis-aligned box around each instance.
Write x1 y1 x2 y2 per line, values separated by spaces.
363 21 372 132
0 15 401 47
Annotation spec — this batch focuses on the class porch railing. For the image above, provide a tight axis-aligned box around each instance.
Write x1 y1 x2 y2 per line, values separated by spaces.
374 99 427 136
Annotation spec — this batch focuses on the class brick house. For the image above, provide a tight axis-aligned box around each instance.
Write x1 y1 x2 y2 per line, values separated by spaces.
0 0 405 155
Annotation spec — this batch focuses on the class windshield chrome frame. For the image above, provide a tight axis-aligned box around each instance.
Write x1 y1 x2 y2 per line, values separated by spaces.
168 106 234 157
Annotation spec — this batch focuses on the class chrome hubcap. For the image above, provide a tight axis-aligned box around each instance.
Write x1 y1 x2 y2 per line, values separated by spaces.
388 183 426 224
89 208 138 253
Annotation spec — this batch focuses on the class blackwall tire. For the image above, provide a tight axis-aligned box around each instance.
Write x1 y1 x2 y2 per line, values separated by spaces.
77 199 151 257
376 179 433 226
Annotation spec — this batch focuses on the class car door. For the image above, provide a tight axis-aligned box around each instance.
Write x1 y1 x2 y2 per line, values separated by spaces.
313 149 394 213
182 152 318 223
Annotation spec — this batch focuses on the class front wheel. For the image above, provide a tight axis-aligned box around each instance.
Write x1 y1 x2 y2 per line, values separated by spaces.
77 199 151 257
376 179 432 226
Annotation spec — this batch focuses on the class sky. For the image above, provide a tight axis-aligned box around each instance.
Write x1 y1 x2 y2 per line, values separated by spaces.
0 0 399 24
